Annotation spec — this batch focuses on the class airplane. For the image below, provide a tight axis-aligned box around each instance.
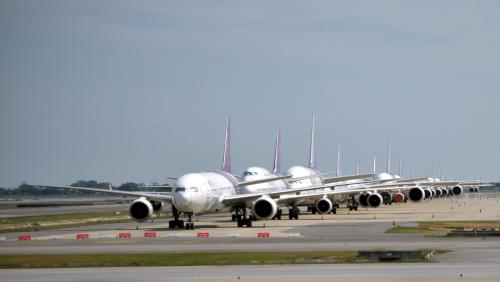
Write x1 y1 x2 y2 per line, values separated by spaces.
238 122 374 220
32 117 373 229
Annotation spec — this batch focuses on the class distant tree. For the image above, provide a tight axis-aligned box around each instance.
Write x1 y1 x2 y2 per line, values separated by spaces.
118 182 139 191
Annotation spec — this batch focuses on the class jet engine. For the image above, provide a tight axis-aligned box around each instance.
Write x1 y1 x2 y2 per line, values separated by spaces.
380 191 392 205
359 192 372 207
316 198 333 214
440 188 448 197
253 196 278 219
129 198 154 222
367 193 383 208
474 187 479 192
393 192 405 203
424 189 432 199
451 185 463 196
408 187 425 202
430 189 437 198
434 189 442 197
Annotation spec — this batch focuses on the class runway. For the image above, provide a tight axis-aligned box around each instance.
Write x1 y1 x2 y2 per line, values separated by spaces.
1 263 499 282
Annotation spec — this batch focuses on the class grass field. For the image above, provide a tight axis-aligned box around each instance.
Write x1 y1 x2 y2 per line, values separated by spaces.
0 211 132 233
386 221 500 234
0 250 434 268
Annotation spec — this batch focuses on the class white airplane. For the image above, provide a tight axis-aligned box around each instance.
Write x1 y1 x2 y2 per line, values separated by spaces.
32 117 372 229
238 122 374 221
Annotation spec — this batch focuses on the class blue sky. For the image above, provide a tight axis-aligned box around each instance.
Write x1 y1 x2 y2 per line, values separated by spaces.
1 1 499 187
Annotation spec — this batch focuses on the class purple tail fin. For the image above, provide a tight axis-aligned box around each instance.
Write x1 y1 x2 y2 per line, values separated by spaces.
336 144 341 177
222 116 231 173
356 150 360 175
273 124 281 174
309 114 316 168
398 157 402 177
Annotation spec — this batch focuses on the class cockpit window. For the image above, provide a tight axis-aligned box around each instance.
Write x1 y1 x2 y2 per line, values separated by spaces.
175 187 198 193
244 171 257 176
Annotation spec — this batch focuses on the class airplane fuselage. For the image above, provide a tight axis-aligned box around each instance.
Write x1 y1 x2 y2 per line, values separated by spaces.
172 171 237 214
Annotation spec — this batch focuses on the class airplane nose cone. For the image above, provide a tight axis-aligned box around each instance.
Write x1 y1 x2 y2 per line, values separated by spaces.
174 193 192 212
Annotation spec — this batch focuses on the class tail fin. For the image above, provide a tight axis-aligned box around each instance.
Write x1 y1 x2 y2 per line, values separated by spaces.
273 124 281 175
308 114 316 168
373 155 376 174
386 137 391 173
356 150 360 175
336 144 341 176
222 116 231 173
398 157 402 177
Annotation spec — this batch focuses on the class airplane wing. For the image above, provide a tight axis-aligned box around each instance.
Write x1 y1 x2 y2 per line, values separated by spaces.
237 175 292 187
276 188 367 203
31 185 173 202
221 183 337 206
320 173 374 184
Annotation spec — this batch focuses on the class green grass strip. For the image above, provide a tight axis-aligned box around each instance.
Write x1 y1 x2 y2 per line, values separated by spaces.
386 221 500 234
0 252 366 268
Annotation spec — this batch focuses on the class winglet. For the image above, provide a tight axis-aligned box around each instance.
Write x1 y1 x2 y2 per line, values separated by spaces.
308 114 316 168
108 183 113 190
373 155 376 174
273 124 281 175
222 116 231 173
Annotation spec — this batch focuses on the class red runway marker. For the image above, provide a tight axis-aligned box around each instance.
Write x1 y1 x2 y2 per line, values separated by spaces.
76 233 89 239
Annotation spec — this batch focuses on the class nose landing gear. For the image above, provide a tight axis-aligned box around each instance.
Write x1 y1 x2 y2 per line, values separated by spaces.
185 213 194 230
347 197 359 211
233 206 252 227
168 206 185 229
288 207 300 220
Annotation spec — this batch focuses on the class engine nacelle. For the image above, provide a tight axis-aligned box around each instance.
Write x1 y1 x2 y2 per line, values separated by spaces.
408 187 425 202
424 189 432 199
253 196 278 219
380 191 392 205
440 188 448 197
474 187 479 192
359 192 372 207
316 198 333 214
129 198 153 222
434 189 442 197
367 193 383 208
451 185 463 196
393 192 405 203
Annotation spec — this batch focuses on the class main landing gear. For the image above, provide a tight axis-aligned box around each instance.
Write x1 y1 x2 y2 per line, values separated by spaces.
347 198 359 211
289 207 300 220
168 206 185 229
233 206 253 227
272 209 282 220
